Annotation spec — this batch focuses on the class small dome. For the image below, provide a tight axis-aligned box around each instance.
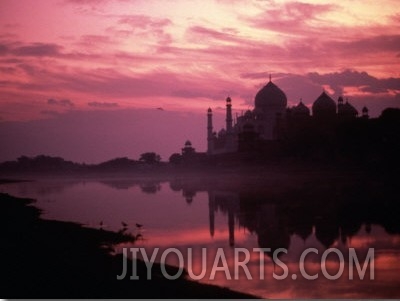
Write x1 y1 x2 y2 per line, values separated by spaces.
292 101 310 116
226 97 232 103
312 91 336 117
362 106 369 113
218 128 226 136
207 107 212 113
255 81 287 109
342 101 358 116
185 140 192 146
244 110 253 118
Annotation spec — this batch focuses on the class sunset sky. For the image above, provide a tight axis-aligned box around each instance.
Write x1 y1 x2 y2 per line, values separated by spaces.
1 0 400 163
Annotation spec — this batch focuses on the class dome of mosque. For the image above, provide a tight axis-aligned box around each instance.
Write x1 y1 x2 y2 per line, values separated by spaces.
292 101 310 116
312 91 336 116
255 81 287 110
342 101 358 116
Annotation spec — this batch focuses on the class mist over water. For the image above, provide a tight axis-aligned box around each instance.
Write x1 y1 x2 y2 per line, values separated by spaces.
2 173 399 298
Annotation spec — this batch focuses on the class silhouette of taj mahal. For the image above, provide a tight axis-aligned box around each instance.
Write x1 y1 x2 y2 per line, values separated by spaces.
206 76 368 155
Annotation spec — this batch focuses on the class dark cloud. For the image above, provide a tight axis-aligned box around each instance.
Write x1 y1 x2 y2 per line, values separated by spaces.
329 35 400 54
0 66 16 74
12 43 62 57
47 98 75 107
17 63 38 76
88 101 119 108
0 44 9 55
307 69 400 95
0 41 62 57
0 58 23 64
78 34 113 47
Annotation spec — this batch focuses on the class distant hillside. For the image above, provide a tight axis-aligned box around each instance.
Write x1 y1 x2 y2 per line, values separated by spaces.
0 155 83 173
0 155 143 174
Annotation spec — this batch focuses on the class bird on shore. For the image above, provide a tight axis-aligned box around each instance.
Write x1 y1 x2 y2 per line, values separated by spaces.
121 221 128 228
136 223 143 229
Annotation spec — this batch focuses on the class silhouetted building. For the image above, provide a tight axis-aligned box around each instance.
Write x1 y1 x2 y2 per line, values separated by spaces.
362 106 369 119
181 140 195 156
206 78 365 154
178 140 207 164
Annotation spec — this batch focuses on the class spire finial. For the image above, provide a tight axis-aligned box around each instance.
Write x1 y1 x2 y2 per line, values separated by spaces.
269 73 272 82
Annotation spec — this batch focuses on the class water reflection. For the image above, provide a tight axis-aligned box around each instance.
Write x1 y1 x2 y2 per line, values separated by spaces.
169 175 400 253
1 174 399 298
166 176 400 298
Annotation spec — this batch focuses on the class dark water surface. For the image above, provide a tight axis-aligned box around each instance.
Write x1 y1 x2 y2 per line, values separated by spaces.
2 172 399 298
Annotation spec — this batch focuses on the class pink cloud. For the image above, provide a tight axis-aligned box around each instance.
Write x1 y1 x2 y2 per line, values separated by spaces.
118 15 172 29
0 0 399 151
248 1 336 35
188 26 243 44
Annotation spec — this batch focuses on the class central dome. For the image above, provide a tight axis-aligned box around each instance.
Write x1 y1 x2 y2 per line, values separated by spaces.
255 81 287 109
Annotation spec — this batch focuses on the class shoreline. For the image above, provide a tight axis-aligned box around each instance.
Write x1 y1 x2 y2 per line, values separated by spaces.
0 191 257 298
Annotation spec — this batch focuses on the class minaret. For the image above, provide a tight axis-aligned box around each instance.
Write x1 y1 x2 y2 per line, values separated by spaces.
207 108 213 155
225 97 235 151
226 97 233 133
362 106 369 119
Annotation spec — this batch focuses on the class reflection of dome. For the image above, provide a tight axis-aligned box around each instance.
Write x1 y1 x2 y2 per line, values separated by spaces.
312 91 336 117
257 228 291 258
255 81 287 109
292 101 310 116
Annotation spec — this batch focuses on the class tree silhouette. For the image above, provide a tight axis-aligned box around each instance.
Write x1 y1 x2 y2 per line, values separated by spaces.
139 152 161 164
169 153 182 165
